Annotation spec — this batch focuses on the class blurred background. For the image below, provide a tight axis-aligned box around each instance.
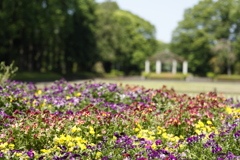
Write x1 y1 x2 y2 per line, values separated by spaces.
1 0 240 82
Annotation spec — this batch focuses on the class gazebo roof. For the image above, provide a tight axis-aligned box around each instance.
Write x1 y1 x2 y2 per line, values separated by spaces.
148 51 185 62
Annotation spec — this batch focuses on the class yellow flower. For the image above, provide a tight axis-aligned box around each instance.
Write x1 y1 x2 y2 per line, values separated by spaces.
41 149 51 153
68 147 74 152
162 133 168 139
38 90 42 94
67 142 75 147
66 96 70 100
65 135 72 141
79 143 86 150
157 126 163 130
202 128 206 132
134 128 139 132
226 107 232 114
8 144 14 149
179 144 185 148
95 152 102 159
71 126 81 133
148 136 155 141
198 121 205 127
71 126 77 133
195 129 201 134
148 131 154 135
151 144 157 150
207 120 212 125
174 136 180 142
89 126 95 135
0 142 8 149
206 126 212 132
137 124 142 129
75 93 81 96
16 153 23 156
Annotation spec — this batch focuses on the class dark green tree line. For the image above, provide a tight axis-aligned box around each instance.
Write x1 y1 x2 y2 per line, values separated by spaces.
0 0 157 76
0 0 98 74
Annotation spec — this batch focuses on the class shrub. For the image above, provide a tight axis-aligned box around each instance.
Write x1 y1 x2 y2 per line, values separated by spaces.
0 61 18 84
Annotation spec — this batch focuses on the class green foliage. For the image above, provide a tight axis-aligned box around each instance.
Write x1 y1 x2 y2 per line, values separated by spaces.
0 61 18 84
210 39 236 75
234 62 240 74
0 0 98 74
216 74 240 81
0 0 158 76
206 72 216 79
103 69 124 78
171 0 240 75
141 72 189 80
96 2 157 74
155 41 169 53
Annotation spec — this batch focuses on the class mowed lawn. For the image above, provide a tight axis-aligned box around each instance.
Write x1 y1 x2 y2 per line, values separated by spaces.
36 78 240 100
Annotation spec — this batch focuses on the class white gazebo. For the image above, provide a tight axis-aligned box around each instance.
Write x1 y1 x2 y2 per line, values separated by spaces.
145 51 188 74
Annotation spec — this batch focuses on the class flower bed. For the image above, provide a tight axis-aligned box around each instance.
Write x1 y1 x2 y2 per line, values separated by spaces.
0 79 239 159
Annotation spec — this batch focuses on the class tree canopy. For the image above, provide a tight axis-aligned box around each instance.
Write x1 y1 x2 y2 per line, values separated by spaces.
96 1 157 74
0 0 157 76
170 0 240 75
0 0 99 74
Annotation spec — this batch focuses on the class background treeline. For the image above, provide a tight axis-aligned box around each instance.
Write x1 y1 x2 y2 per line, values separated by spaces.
170 0 240 76
0 0 157 77
1 0 240 78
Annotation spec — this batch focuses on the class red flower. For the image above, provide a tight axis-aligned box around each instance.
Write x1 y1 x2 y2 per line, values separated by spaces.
122 153 131 157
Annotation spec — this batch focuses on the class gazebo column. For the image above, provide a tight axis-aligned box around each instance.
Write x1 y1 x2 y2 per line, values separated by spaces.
183 61 188 74
172 60 177 74
156 60 161 74
145 60 150 73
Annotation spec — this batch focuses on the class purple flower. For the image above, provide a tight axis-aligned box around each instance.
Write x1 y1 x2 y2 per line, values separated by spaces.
0 152 4 157
212 146 222 154
66 110 74 115
26 151 34 158
209 133 215 138
234 130 240 139
155 140 162 145
186 136 198 144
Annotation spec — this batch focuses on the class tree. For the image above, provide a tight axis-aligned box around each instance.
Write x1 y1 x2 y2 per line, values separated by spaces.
95 1 120 72
170 0 240 75
155 41 169 53
0 0 98 74
210 39 236 75
96 2 157 74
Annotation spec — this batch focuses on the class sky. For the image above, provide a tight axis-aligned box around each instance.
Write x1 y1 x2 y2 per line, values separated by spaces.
95 0 201 43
